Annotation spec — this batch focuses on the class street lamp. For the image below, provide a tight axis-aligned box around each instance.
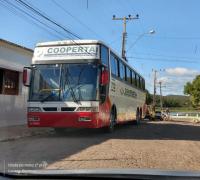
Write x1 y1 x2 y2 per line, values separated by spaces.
126 29 155 52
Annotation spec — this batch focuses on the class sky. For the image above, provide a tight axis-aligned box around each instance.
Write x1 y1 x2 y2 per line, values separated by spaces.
0 0 200 95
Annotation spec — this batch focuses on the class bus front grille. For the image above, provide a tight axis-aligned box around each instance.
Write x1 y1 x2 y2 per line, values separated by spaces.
43 107 57 111
61 107 76 112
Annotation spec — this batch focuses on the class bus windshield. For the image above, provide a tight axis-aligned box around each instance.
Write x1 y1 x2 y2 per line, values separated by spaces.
29 63 98 102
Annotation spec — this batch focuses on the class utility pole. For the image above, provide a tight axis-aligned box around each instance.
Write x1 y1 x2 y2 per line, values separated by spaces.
152 69 157 112
152 69 165 113
112 14 139 61
159 81 163 110
158 81 166 111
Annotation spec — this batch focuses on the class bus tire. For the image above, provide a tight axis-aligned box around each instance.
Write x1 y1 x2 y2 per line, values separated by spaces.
135 108 140 126
54 128 66 135
139 107 143 120
105 110 116 133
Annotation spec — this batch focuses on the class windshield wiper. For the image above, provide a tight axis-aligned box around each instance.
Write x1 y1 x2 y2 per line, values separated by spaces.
65 67 81 105
40 92 54 103
40 89 60 103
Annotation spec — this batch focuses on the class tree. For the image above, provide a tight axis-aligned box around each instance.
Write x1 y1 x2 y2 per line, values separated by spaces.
184 75 200 107
163 98 181 107
145 89 153 105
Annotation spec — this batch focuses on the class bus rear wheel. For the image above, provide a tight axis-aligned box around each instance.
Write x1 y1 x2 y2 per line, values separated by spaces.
135 109 140 125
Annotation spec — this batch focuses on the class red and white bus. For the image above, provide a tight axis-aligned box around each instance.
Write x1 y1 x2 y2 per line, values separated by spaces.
23 40 146 132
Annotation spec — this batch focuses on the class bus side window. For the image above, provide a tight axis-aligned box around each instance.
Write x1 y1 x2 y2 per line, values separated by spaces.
127 68 132 84
141 78 144 89
132 71 137 87
116 58 120 77
110 53 117 76
139 76 142 89
143 79 145 90
101 45 109 66
132 71 136 86
119 62 125 81
139 76 141 89
99 66 109 103
136 74 140 88
124 65 127 81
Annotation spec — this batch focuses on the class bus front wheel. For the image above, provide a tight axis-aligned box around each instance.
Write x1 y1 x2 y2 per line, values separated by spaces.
105 110 116 133
54 128 66 134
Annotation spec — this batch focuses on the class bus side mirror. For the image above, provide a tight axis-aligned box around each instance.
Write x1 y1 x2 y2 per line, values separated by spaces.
100 69 109 85
23 67 31 87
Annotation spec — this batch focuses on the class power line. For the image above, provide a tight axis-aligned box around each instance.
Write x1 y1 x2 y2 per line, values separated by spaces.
128 33 200 40
0 0 65 40
14 0 81 39
150 36 200 40
51 0 103 40
132 51 200 61
13 0 96 55
1 0 94 57
127 56 198 64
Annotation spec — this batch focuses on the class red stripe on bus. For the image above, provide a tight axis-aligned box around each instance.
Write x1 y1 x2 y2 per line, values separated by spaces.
99 97 112 126
28 112 101 128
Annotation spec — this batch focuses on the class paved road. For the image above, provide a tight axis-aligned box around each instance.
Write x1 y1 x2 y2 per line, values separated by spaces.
1 120 200 172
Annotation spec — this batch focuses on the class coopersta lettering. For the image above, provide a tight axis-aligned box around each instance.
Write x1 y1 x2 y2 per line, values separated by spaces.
47 45 98 55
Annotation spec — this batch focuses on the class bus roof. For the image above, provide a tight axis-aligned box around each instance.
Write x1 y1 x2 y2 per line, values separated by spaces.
36 40 105 47
35 39 144 80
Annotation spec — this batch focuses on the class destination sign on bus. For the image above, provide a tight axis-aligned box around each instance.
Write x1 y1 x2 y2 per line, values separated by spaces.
33 44 100 61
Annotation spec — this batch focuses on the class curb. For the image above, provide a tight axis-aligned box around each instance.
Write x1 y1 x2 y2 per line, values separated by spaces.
0 126 53 142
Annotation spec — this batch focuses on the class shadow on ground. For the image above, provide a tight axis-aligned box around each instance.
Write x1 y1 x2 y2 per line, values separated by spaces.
1 121 200 171
49 121 200 141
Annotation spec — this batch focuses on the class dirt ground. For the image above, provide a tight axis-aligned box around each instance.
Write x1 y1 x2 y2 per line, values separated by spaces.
1 120 200 172
46 120 200 171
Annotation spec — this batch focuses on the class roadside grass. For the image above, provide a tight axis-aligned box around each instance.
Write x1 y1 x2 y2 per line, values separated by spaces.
156 107 199 112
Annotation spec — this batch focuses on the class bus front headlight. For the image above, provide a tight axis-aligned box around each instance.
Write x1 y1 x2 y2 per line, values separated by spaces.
28 107 42 112
77 107 98 112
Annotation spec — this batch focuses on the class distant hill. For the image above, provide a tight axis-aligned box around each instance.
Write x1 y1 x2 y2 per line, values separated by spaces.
155 94 191 107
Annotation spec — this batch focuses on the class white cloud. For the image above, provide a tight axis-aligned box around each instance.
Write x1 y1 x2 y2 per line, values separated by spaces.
157 76 169 83
165 67 199 76
155 76 195 95
146 67 200 95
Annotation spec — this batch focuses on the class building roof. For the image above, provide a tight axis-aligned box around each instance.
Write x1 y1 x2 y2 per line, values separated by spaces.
0 38 33 53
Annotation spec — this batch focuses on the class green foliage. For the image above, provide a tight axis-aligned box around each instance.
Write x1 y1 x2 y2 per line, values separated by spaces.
145 89 153 105
184 82 193 95
184 75 200 107
155 94 191 108
146 92 192 108
163 98 181 107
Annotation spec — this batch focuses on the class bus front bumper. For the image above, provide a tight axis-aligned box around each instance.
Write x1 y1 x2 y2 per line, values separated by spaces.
28 112 100 128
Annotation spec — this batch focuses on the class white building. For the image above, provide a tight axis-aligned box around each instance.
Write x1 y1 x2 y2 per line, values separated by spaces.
0 39 33 127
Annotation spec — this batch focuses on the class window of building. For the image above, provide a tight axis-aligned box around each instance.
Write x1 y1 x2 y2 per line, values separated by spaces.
101 45 109 66
0 69 19 95
119 62 125 81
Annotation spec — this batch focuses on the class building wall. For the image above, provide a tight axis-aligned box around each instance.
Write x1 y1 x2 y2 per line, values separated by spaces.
0 41 32 127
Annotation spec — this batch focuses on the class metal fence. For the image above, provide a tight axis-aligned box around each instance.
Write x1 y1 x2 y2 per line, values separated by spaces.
170 112 200 122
